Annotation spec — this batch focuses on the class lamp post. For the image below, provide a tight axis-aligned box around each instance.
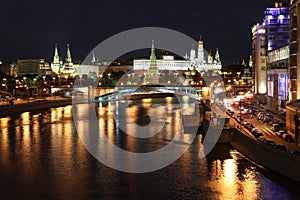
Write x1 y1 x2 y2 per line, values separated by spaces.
2 78 7 92
33 78 37 98
43 88 46 101
52 77 56 87
57 75 60 87
132 72 135 85
174 72 178 85
127 74 131 85
237 72 241 81
108 73 112 86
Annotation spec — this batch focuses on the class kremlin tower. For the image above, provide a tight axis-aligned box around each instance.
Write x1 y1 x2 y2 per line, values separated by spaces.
188 36 222 72
197 36 205 64
51 44 62 75
51 44 76 78
148 40 159 84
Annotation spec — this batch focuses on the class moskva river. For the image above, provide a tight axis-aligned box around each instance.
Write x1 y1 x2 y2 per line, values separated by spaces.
0 97 300 199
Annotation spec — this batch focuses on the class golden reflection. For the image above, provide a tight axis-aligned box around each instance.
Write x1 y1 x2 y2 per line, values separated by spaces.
173 110 181 135
165 108 172 138
142 98 152 104
51 107 57 122
107 103 115 116
0 117 9 166
107 114 114 140
222 159 236 186
99 117 105 136
142 99 152 108
64 105 72 115
125 105 136 151
0 117 10 129
19 113 36 180
31 114 40 150
21 112 30 125
209 154 258 199
165 97 172 114
56 107 63 119
210 160 222 180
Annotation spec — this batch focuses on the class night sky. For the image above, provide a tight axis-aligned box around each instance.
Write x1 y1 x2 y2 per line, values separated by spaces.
0 0 288 66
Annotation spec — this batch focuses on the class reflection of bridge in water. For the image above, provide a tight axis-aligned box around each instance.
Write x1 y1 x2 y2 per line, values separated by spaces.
94 86 204 102
92 85 232 144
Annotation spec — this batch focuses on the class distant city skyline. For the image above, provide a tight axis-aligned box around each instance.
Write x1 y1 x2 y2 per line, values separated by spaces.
0 0 288 66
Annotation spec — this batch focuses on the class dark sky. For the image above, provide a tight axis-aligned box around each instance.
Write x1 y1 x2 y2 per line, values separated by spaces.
0 0 288 66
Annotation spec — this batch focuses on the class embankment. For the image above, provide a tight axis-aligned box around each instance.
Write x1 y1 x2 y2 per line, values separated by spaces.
0 99 72 118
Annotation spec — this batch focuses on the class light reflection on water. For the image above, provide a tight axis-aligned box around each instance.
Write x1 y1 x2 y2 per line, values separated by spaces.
0 99 299 199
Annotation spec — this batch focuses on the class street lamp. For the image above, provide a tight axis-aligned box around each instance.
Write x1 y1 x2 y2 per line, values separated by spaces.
33 78 37 97
42 76 46 86
174 72 178 84
237 72 241 80
2 78 7 92
52 77 56 87
57 75 60 86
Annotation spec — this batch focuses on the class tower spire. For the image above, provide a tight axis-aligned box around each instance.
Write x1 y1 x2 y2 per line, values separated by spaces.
208 50 213 64
197 35 205 64
242 59 246 66
65 44 72 63
214 48 221 64
199 35 203 42
150 40 156 62
148 40 159 84
249 55 253 68
92 51 96 63
62 43 74 76
51 43 61 74
53 43 60 64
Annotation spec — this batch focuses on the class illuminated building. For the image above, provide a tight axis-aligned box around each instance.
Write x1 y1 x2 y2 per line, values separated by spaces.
133 37 222 73
134 56 191 71
148 40 159 83
252 1 289 105
289 0 300 101
264 1 290 51
264 1 290 110
51 44 77 78
189 36 221 72
0 61 11 76
241 59 253 85
252 24 267 98
50 44 63 75
267 45 289 110
11 59 51 77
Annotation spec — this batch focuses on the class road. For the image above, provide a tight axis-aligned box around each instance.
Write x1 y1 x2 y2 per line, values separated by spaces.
227 104 300 153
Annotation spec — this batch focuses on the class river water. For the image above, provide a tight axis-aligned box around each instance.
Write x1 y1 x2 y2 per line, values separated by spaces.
0 97 300 199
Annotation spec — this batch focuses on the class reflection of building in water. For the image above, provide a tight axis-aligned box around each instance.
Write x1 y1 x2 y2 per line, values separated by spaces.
133 37 221 73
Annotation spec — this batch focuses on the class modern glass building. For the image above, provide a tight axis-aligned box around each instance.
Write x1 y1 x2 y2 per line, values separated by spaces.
264 1 290 52
264 1 289 110
252 1 289 106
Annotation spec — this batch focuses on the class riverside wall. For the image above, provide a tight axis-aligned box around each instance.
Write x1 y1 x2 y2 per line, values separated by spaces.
0 99 72 118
